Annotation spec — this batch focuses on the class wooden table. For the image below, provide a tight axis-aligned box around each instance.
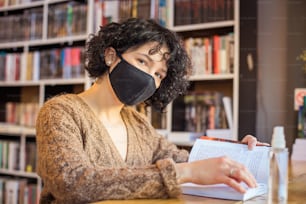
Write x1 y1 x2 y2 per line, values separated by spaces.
95 160 306 204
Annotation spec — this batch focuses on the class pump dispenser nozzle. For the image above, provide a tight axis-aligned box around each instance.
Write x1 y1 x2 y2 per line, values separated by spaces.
271 126 286 149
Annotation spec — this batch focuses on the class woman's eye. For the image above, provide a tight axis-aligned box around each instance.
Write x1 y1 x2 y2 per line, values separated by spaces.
138 59 146 65
155 72 163 79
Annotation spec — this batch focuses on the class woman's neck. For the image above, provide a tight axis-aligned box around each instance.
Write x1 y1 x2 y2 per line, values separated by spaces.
78 75 124 124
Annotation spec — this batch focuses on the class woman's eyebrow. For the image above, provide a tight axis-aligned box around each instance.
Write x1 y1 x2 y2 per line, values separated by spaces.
137 52 168 72
137 53 154 62
139 52 168 63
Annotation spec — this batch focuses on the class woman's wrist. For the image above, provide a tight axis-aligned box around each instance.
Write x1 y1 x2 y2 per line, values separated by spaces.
175 162 191 184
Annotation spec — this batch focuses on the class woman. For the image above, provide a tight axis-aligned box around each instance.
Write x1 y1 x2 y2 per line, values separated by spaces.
36 18 265 204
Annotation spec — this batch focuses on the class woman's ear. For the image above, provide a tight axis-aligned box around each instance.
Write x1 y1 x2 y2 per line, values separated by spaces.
104 47 116 66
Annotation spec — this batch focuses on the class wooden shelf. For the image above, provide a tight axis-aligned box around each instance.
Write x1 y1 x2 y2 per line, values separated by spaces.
0 1 44 12
171 21 235 32
0 123 36 136
0 78 86 87
189 74 234 81
0 169 39 179
0 34 88 49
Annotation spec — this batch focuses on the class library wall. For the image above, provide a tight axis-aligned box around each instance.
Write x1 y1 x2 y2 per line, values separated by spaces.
238 0 257 139
257 0 288 143
257 0 306 152
285 0 306 152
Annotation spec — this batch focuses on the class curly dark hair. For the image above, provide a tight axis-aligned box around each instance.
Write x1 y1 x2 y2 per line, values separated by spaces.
85 18 192 111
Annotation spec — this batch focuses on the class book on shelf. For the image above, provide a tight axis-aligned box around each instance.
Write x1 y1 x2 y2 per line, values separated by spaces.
1 140 9 169
181 137 271 201
1 140 20 171
0 53 5 81
5 102 39 127
32 51 40 81
172 91 229 133
184 33 234 76
25 142 36 173
0 46 86 82
94 0 120 32
48 2 87 38
0 178 38 204
0 7 43 43
4 179 19 204
136 0 151 19
0 139 37 173
8 141 20 171
174 0 234 26
222 96 233 129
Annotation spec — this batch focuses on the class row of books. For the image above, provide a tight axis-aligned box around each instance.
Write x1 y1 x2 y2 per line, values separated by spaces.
174 0 234 26
0 140 36 173
0 178 38 204
48 2 87 38
0 7 43 43
0 46 85 81
5 102 39 128
184 33 234 75
94 0 119 31
94 0 233 29
172 91 229 133
0 0 41 7
0 0 234 44
93 0 166 32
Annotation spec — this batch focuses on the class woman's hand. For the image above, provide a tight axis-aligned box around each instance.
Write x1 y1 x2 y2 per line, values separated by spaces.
175 156 257 193
241 135 270 150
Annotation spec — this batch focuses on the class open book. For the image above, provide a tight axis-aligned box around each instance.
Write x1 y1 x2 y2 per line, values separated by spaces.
181 137 271 201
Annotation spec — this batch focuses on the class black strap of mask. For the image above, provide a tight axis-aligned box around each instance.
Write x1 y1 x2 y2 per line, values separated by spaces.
116 51 124 61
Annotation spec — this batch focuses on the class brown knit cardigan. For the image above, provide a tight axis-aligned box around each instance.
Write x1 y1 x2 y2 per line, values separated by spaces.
36 94 189 204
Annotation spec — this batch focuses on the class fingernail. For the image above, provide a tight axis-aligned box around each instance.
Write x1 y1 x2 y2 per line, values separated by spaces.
249 142 256 150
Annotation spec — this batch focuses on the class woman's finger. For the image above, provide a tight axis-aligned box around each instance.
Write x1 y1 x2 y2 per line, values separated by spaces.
222 175 247 193
226 160 257 188
241 135 258 150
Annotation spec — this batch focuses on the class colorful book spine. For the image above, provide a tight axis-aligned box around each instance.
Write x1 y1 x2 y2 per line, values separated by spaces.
183 33 234 76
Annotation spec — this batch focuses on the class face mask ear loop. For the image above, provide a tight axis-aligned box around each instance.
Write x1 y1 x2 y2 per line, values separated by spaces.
116 51 124 61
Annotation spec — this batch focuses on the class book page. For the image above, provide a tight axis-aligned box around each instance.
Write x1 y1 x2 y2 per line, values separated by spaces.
188 139 270 183
181 182 267 201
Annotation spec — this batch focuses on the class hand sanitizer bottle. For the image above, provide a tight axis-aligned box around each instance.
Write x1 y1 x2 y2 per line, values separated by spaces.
268 126 288 204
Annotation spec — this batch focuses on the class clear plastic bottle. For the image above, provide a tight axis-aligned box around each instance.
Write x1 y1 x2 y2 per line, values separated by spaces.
268 126 288 204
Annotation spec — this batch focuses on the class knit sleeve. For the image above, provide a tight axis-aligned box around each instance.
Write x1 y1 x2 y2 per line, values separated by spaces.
36 98 183 203
151 132 190 164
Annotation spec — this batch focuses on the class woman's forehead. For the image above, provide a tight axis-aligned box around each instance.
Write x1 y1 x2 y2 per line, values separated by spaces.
144 41 167 49
128 42 169 61
148 43 169 60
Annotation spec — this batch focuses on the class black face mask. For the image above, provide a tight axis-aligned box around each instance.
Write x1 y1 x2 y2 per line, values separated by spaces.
109 53 156 106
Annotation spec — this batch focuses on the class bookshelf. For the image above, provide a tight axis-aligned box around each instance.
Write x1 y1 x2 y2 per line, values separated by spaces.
157 0 240 146
0 0 92 202
0 0 239 202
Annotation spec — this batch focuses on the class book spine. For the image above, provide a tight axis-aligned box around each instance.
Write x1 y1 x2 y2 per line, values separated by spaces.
298 95 306 138
5 102 39 127
183 33 234 76
172 91 228 133
0 179 38 204
48 2 87 39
